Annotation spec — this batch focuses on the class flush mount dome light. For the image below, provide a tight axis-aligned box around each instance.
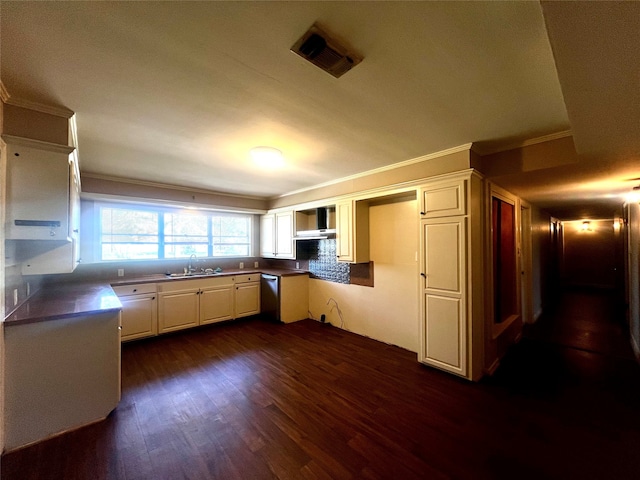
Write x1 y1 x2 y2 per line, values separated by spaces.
250 146 284 169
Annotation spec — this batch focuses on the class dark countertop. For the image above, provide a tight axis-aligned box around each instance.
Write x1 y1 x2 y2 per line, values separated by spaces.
5 282 122 327
110 268 308 286
5 268 308 326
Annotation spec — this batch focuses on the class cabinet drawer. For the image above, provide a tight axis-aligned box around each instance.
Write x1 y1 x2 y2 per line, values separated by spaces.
235 274 260 284
112 283 157 297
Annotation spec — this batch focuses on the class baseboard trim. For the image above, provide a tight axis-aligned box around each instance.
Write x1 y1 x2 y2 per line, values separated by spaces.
485 358 500 376
533 308 543 323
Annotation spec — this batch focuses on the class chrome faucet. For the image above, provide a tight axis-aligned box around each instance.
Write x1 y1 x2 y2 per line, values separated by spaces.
187 254 198 273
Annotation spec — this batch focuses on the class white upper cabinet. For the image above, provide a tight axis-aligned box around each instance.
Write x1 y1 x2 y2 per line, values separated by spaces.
3 135 82 275
4 136 75 241
260 210 295 259
419 178 466 218
335 199 369 263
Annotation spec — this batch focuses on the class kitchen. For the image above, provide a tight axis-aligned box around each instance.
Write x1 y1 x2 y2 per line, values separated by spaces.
2 2 640 478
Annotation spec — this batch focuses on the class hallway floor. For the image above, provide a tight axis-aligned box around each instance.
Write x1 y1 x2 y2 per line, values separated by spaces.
486 287 640 478
2 288 640 479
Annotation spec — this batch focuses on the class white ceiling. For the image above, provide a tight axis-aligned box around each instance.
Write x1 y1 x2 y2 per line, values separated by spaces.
1 1 638 219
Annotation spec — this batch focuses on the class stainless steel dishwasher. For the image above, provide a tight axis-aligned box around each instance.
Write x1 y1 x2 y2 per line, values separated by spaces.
260 274 280 322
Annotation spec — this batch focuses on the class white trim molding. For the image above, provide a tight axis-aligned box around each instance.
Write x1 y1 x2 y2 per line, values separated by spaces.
81 172 267 202
472 130 573 156
0 81 74 118
277 143 473 199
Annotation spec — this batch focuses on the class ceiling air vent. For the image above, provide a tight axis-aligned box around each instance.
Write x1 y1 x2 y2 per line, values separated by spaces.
291 24 362 78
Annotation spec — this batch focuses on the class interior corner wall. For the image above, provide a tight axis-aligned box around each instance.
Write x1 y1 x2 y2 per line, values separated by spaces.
308 199 419 352
562 220 616 289
627 203 640 358
1 115 7 454
530 205 551 321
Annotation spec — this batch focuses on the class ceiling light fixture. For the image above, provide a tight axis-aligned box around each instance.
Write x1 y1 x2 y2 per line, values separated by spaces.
581 221 591 231
250 146 284 169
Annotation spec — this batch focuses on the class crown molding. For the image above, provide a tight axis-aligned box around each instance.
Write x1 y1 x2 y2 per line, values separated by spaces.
472 130 573 156
0 81 74 118
0 134 75 154
80 172 267 201
276 143 473 199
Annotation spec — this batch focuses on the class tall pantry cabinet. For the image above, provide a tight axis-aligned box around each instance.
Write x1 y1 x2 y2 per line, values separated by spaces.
418 171 485 381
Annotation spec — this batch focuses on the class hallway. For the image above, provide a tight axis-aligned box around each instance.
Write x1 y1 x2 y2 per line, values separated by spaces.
487 287 640 478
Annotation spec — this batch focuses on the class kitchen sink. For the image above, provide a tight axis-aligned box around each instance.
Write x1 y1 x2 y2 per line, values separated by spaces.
165 270 222 278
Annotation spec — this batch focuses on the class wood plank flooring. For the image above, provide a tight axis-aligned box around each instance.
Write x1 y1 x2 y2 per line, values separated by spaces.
3 288 640 479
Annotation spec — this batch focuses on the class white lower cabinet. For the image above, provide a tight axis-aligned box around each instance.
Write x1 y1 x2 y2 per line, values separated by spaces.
112 284 158 341
419 171 485 381
421 218 467 376
200 279 235 325
157 275 254 334
159 289 200 333
235 274 261 318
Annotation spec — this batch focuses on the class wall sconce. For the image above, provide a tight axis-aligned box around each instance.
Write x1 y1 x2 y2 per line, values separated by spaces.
581 221 591 231
613 217 623 231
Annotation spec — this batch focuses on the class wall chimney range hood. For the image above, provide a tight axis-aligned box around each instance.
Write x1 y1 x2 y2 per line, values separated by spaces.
294 207 336 240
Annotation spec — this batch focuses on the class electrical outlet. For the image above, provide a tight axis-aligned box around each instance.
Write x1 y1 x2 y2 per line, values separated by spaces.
296 262 300 269
117 268 125 277
13 289 18 306
254 261 259 268
239 262 244 269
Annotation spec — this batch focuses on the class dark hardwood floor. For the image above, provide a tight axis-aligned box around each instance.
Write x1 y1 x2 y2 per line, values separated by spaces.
3 288 640 479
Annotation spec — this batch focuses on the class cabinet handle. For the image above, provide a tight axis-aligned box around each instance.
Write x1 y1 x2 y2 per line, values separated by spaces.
420 211 426 215
421 273 427 278
152 296 155 300
133 289 137 292
73 229 79 233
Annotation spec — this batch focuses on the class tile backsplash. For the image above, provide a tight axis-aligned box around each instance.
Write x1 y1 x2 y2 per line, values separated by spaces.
303 239 351 284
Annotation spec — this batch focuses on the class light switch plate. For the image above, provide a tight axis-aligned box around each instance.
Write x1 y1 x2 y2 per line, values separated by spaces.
239 262 244 269
254 261 259 268
117 268 124 277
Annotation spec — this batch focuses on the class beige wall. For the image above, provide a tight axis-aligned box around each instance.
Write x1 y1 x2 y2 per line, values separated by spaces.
270 150 471 209
531 205 552 320
1 108 6 453
478 136 578 177
2 104 69 145
626 203 640 358
308 199 419 352
82 175 268 212
562 219 617 288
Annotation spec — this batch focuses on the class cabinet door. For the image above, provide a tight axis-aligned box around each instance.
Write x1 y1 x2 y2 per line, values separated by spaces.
158 290 199 333
420 217 467 377
260 214 275 257
120 294 158 341
336 200 369 263
275 211 294 258
235 282 260 317
336 201 354 262
200 286 234 324
420 179 465 219
69 158 81 265
5 141 73 240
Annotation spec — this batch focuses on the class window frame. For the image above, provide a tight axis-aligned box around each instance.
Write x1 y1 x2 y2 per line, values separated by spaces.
96 202 254 262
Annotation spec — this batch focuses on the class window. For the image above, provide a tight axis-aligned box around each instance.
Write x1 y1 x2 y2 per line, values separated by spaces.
99 204 252 261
